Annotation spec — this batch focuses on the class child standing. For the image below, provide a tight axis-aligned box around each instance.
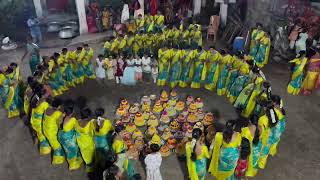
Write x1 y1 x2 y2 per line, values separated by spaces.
151 64 158 84
234 138 251 179
96 54 106 84
134 55 143 81
142 54 152 83
122 55 137 85
106 56 114 80
115 55 124 84
144 144 163 180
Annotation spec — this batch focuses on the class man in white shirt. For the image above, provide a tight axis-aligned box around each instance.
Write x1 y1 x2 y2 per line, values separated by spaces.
27 16 42 44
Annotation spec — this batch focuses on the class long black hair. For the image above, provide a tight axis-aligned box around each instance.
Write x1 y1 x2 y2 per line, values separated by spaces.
30 86 46 108
252 127 260 145
191 128 203 161
271 95 286 115
240 138 251 160
265 101 279 128
110 124 125 146
223 120 235 143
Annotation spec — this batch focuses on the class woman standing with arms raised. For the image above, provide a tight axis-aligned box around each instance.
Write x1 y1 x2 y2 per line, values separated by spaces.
208 121 241 180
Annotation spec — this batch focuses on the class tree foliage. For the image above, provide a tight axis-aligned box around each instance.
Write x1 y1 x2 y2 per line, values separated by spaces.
0 0 34 37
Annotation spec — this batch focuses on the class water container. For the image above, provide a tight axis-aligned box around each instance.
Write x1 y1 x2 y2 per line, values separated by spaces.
233 37 245 53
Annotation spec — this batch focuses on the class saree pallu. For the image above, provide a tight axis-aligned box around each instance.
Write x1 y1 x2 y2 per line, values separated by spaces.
269 119 286 156
63 64 76 87
94 135 110 168
242 86 261 118
83 62 96 79
302 71 319 91
195 158 207 180
58 130 83 170
76 131 95 172
124 159 138 180
215 147 240 180
246 141 262 177
225 70 239 97
253 38 270 68
288 58 307 95
217 64 228 96
287 67 304 95
73 63 85 84
249 30 264 53
48 73 66 96
31 112 51 155
233 83 254 110
3 84 21 118
29 54 40 74
191 62 205 89
179 61 192 88
157 61 170 86
228 75 249 104
169 60 182 88
43 114 65 165
186 143 209 180
204 63 220 91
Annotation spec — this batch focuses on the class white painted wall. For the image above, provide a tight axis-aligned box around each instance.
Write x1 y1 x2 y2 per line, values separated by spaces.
75 0 88 34
33 0 43 18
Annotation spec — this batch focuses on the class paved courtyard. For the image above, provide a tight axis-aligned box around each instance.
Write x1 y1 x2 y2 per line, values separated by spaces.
0 42 319 180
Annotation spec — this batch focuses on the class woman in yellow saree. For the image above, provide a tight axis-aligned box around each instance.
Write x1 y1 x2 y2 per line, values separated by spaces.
301 51 320 95
30 87 51 155
191 48 208 89
186 128 209 180
204 48 221 91
208 121 241 180
157 48 173 86
111 124 129 177
228 63 251 104
169 48 185 88
241 118 262 177
234 74 265 118
257 100 285 169
58 103 83 170
75 108 96 172
217 51 233 96
71 47 86 85
250 33 271 68
43 98 65 165
93 108 113 171
249 23 264 54
2 65 22 118
225 54 243 97
287 51 308 95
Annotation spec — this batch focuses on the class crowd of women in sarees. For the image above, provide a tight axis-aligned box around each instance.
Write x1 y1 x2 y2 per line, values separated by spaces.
24 76 138 177
32 44 96 98
103 23 202 58
185 78 287 180
248 23 271 69
287 49 320 96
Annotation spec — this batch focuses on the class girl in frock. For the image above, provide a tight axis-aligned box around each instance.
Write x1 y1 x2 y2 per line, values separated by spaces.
115 55 124 84
145 144 163 180
96 54 106 84
122 55 137 85
135 55 143 81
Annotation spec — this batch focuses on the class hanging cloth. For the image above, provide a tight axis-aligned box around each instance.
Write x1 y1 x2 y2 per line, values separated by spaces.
150 0 158 16
121 4 130 23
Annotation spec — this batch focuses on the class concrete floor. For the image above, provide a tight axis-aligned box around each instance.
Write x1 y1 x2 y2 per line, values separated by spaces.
0 42 320 180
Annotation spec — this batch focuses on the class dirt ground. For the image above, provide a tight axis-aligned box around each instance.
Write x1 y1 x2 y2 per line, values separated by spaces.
0 42 319 180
